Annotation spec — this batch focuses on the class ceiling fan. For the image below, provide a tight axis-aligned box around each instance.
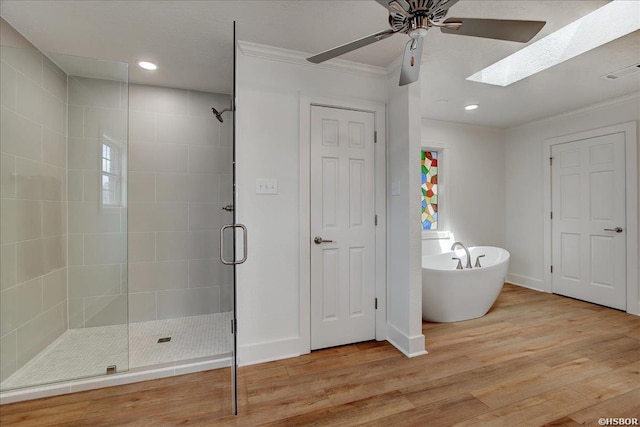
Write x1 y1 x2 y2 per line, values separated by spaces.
307 0 546 86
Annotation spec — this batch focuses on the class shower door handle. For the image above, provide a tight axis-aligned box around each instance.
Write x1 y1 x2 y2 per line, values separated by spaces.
220 224 248 265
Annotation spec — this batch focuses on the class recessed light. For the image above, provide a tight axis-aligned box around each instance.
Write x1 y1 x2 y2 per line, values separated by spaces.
465 104 479 111
467 0 640 87
138 61 157 71
602 61 640 80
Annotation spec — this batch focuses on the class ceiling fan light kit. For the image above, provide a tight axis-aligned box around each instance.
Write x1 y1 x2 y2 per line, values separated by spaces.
307 0 546 86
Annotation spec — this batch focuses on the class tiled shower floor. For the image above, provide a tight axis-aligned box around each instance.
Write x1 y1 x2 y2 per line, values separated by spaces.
1 312 232 391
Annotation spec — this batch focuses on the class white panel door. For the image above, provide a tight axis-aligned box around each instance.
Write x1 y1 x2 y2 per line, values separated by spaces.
310 105 376 350
551 132 626 310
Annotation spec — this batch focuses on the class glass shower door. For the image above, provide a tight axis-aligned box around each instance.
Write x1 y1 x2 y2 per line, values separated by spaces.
210 20 241 416
218 20 242 415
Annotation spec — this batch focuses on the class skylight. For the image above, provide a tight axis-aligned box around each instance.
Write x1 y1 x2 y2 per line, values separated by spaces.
467 0 640 87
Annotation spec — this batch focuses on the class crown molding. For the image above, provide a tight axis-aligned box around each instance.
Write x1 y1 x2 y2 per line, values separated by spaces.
508 92 640 131
237 40 388 79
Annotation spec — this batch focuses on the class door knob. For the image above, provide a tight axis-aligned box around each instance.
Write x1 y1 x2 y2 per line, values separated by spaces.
314 236 333 244
604 227 623 233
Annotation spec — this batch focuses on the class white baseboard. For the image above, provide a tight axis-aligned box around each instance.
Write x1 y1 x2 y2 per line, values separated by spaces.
506 273 548 293
386 323 427 358
238 337 301 367
627 301 640 316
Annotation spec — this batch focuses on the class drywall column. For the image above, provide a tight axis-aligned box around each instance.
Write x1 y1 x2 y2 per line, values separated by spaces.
386 69 426 357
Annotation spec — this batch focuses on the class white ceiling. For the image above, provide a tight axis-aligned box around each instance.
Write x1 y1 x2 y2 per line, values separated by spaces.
1 0 638 128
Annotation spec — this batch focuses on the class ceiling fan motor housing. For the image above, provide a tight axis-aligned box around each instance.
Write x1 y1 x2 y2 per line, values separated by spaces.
389 0 451 33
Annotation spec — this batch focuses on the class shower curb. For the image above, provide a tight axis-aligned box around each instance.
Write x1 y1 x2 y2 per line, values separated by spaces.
0 357 231 405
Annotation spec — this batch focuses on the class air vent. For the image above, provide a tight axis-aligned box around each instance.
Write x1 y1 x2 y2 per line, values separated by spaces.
602 62 640 80
157 337 171 343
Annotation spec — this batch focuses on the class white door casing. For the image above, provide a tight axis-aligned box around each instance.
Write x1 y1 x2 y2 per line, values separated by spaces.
310 105 376 350
551 132 626 310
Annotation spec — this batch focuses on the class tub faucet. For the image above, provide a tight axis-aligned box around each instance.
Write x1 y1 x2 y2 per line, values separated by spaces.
451 242 472 269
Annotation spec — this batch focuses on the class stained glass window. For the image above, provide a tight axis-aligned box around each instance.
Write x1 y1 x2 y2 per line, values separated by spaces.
421 150 438 230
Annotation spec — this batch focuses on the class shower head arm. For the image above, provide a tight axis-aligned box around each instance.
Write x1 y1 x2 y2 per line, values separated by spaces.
211 106 232 123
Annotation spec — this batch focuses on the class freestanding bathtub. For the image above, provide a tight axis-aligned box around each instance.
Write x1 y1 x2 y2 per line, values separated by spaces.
422 246 510 322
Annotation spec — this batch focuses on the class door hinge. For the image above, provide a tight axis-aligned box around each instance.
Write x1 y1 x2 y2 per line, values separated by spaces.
231 318 237 334
375 298 378 310
375 214 378 226
550 265 553 273
550 157 553 166
550 211 553 220
374 131 377 143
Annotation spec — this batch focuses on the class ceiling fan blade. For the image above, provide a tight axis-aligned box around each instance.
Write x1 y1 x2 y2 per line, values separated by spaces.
307 29 398 64
388 0 411 18
437 0 460 12
374 0 391 9
440 18 546 43
399 37 424 86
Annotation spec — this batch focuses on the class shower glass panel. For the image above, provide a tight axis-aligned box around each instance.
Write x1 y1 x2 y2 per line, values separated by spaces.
0 46 129 390
125 85 234 369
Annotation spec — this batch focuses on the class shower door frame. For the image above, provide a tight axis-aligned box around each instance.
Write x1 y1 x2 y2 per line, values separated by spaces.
231 20 240 415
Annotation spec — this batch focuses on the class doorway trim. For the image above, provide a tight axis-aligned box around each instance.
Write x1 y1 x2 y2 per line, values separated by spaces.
299 94 387 354
542 121 638 315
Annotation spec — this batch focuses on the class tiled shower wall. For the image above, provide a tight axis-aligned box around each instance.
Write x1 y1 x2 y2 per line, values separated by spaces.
0 44 68 382
127 84 233 322
67 76 128 329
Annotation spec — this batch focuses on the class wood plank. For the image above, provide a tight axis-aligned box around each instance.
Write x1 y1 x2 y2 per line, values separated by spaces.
0 401 90 427
469 329 597 366
456 387 598 427
324 354 482 406
259 391 415 427
569 388 640 425
471 357 611 409
567 361 640 402
400 356 547 407
363 393 491 427
539 416 583 427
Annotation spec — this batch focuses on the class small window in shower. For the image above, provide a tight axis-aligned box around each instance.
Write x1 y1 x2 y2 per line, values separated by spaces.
101 135 122 207
421 150 438 230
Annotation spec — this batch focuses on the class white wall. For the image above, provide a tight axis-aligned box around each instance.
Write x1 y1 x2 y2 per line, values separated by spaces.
235 43 390 364
420 119 506 256
1 21 68 382
505 94 640 305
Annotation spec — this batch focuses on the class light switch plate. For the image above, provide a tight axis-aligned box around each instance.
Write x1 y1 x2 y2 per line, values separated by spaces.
256 178 278 195
391 181 400 196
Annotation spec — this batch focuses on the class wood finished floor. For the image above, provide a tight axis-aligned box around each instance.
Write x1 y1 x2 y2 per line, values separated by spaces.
2 284 639 426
